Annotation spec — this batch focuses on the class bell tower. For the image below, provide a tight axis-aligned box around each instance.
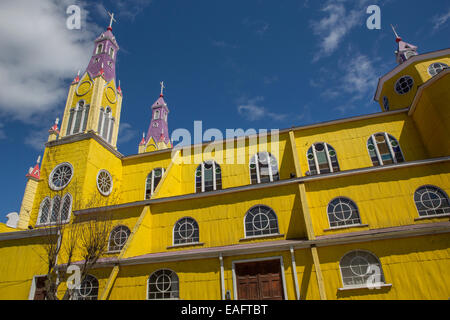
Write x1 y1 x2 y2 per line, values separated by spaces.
59 12 123 149
139 82 172 153
392 25 418 65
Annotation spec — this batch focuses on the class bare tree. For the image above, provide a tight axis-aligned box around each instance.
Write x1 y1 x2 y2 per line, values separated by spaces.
36 146 118 300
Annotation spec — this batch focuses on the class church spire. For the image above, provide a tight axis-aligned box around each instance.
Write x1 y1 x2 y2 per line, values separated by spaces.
391 25 418 65
138 83 172 153
85 12 119 83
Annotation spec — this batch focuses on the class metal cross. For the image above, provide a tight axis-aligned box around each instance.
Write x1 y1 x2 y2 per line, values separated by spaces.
391 24 400 39
160 81 165 96
107 11 116 29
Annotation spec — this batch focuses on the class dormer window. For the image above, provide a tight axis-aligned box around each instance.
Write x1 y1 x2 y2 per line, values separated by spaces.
96 44 103 55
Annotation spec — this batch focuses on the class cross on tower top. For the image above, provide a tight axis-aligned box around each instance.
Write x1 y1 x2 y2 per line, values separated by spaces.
391 24 402 43
107 11 116 30
160 81 165 97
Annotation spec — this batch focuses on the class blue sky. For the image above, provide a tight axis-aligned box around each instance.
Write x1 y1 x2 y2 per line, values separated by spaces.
0 0 449 222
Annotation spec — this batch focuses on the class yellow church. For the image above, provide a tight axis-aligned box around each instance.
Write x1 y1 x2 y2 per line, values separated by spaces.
0 20 449 301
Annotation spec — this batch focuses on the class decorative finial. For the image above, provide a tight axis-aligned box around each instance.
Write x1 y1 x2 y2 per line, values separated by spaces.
107 11 116 31
55 118 59 125
391 24 402 43
36 155 41 164
160 81 165 97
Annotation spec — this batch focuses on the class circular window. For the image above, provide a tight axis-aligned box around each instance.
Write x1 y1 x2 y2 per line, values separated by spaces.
428 62 448 77
109 226 130 252
383 96 389 111
148 269 179 300
49 163 74 191
97 169 113 196
76 275 99 300
395 76 414 95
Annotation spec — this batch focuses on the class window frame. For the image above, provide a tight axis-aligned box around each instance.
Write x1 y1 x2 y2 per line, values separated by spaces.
413 185 450 218
96 169 113 196
49 162 74 191
326 197 362 229
306 142 340 175
339 250 386 289
36 194 72 226
145 168 166 199
108 225 131 253
172 217 200 246
67 100 89 136
195 161 222 193
75 274 99 300
427 62 448 77
147 269 180 300
243 205 280 239
249 152 280 184
394 75 414 95
367 132 405 166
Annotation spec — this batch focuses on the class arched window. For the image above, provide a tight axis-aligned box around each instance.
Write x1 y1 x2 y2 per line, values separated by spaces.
108 225 131 252
109 47 115 59
75 274 99 300
367 133 404 166
66 100 90 136
148 269 179 300
37 194 72 226
98 107 115 144
307 143 340 175
428 62 448 77
327 197 361 228
154 109 160 120
414 185 450 218
38 197 51 225
173 217 199 245
96 44 103 55
340 250 385 288
249 152 279 184
195 161 222 193
145 168 165 199
244 205 279 238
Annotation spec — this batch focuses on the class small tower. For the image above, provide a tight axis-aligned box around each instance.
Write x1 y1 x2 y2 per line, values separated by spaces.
17 156 41 229
392 25 418 65
59 12 123 149
47 118 60 142
139 82 172 153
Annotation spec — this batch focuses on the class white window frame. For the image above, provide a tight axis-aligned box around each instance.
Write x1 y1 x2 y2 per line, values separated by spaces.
427 62 448 77
107 225 131 253
339 250 386 290
109 47 115 59
367 132 404 166
249 152 278 184
36 193 72 226
172 217 200 246
28 275 49 300
154 109 160 120
96 43 103 55
326 196 362 229
195 161 220 193
307 142 338 175
146 269 180 300
68 100 89 136
96 169 113 196
49 162 74 191
243 205 280 239
413 185 450 218
146 168 166 198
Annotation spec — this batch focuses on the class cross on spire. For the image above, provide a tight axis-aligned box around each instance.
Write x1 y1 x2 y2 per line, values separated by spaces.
391 24 402 43
107 11 116 30
160 81 165 97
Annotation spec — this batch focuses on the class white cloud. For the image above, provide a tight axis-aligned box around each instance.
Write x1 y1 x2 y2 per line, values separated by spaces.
432 8 450 31
310 0 370 61
237 97 288 122
0 0 101 122
118 122 137 145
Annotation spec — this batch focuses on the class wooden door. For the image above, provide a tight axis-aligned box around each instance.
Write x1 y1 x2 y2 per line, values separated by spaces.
33 276 47 300
236 260 284 300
